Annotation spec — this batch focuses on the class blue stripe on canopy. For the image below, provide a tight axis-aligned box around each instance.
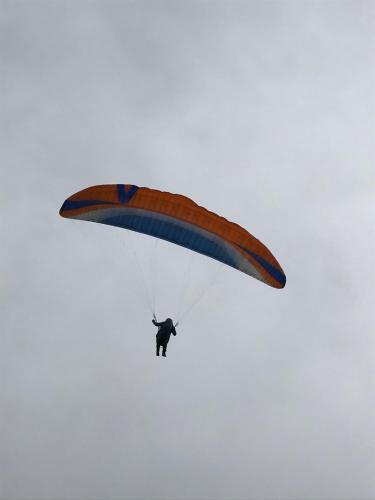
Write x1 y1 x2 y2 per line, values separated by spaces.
117 185 138 203
100 211 239 270
60 199 112 212
238 245 286 287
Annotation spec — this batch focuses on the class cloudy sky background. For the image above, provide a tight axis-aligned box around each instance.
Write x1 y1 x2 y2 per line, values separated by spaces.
1 1 374 499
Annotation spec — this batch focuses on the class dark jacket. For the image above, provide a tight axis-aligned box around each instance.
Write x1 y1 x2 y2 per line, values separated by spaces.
153 318 176 346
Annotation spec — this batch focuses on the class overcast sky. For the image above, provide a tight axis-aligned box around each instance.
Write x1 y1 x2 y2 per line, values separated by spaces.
1 1 374 499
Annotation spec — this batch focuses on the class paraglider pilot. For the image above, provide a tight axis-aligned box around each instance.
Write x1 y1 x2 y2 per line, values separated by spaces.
152 317 177 357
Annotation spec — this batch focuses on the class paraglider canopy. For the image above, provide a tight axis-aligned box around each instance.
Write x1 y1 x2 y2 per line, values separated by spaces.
59 183 286 289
